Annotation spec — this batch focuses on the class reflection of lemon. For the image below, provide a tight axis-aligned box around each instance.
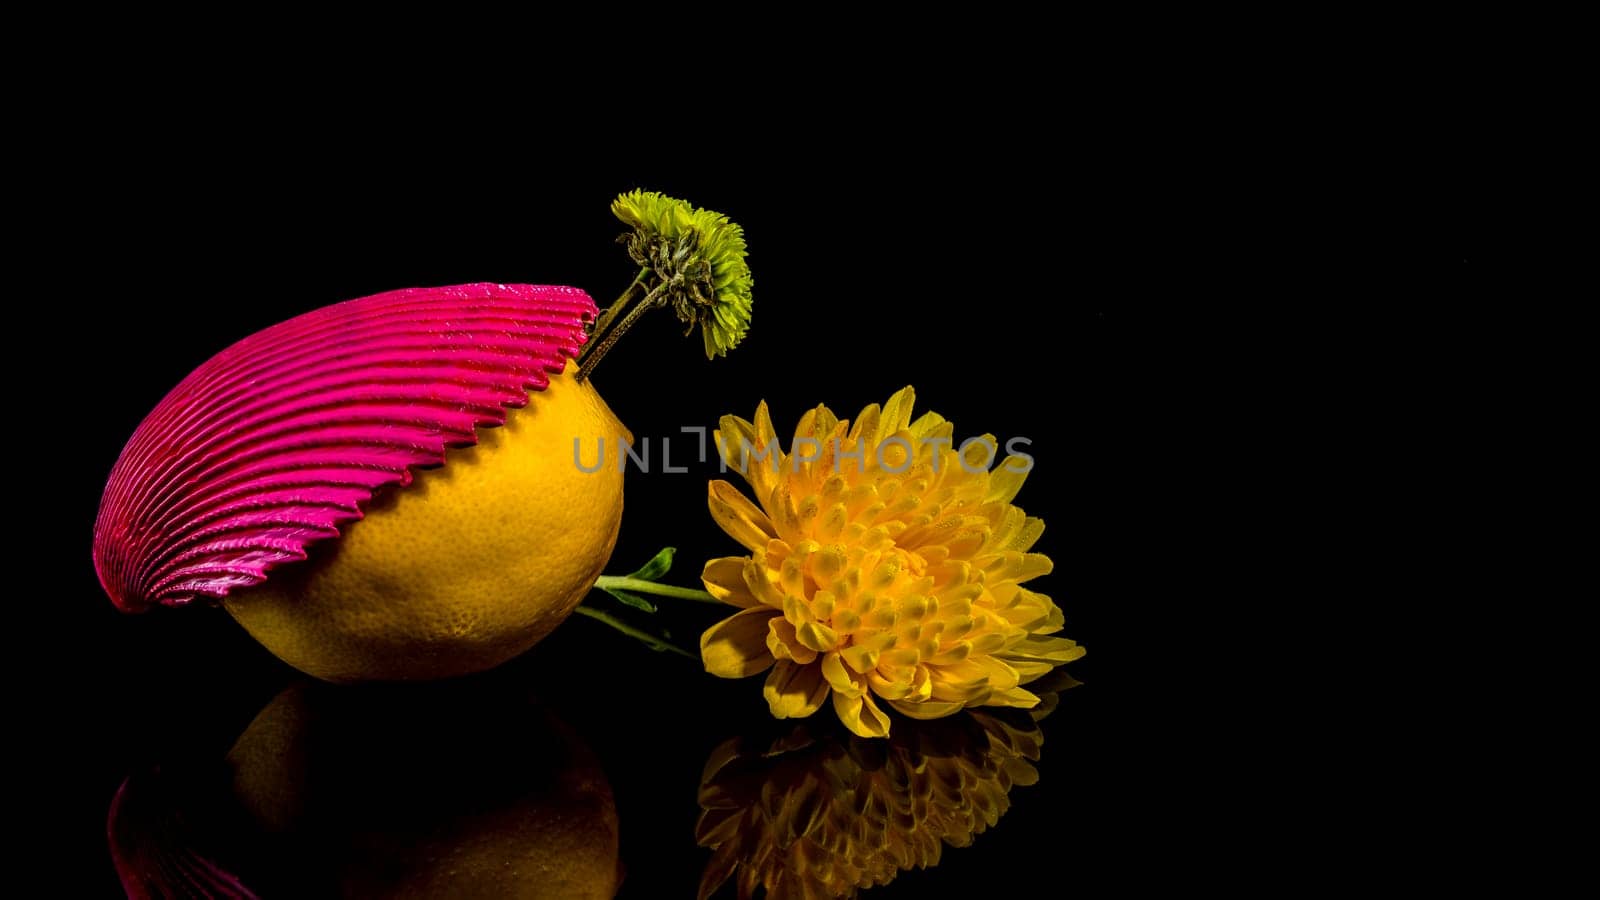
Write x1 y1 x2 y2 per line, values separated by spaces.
225 362 629 682
228 682 623 898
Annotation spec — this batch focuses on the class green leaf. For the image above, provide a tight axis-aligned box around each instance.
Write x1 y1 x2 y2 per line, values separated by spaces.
599 586 658 614
624 546 676 582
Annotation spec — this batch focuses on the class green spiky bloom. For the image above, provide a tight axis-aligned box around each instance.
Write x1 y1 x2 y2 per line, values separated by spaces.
612 190 754 358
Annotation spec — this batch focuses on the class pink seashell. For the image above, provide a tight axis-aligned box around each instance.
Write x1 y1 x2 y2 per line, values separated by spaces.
94 283 596 614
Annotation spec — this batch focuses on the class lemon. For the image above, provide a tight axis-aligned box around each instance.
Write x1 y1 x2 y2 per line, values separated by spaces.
228 682 623 898
224 361 629 682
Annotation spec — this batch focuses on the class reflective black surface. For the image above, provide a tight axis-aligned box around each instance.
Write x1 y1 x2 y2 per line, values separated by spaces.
43 163 1117 896
100 657 1092 898
111 673 622 898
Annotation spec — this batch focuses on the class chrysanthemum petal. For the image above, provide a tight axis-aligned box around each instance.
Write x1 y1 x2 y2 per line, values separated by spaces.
821 652 864 697
764 659 830 719
702 557 760 608
768 616 818 664
1011 517 1046 553
796 620 840 654
701 608 780 678
972 656 1021 691
1008 659 1059 682
866 669 914 700
708 480 778 552
987 459 1031 505
906 665 934 702
928 660 993 704
833 690 891 738
993 586 1062 632
849 403 881 447
985 686 1042 708
881 387 916 435
887 698 964 720
1013 553 1054 582
908 410 948 440
960 436 999 472
753 401 778 457
715 417 755 464
841 642 881 674
743 561 789 609
1004 636 1086 664
717 416 782 501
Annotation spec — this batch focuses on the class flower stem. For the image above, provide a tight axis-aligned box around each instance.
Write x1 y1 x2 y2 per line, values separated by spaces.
578 281 667 381
573 605 697 659
586 266 651 352
593 575 721 604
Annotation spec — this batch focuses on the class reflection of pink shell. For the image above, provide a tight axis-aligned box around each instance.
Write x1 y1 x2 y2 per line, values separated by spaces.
108 773 260 899
94 283 596 614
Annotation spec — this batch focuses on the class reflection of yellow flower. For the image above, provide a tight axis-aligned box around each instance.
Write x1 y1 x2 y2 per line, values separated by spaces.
611 189 753 358
699 387 1084 738
696 700 1058 899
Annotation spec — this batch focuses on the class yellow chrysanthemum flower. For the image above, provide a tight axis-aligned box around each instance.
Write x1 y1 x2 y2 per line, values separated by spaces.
699 387 1084 738
695 704 1052 899
610 189 753 358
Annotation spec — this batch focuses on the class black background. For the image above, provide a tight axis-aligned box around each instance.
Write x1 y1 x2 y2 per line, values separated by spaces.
34 153 1139 896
